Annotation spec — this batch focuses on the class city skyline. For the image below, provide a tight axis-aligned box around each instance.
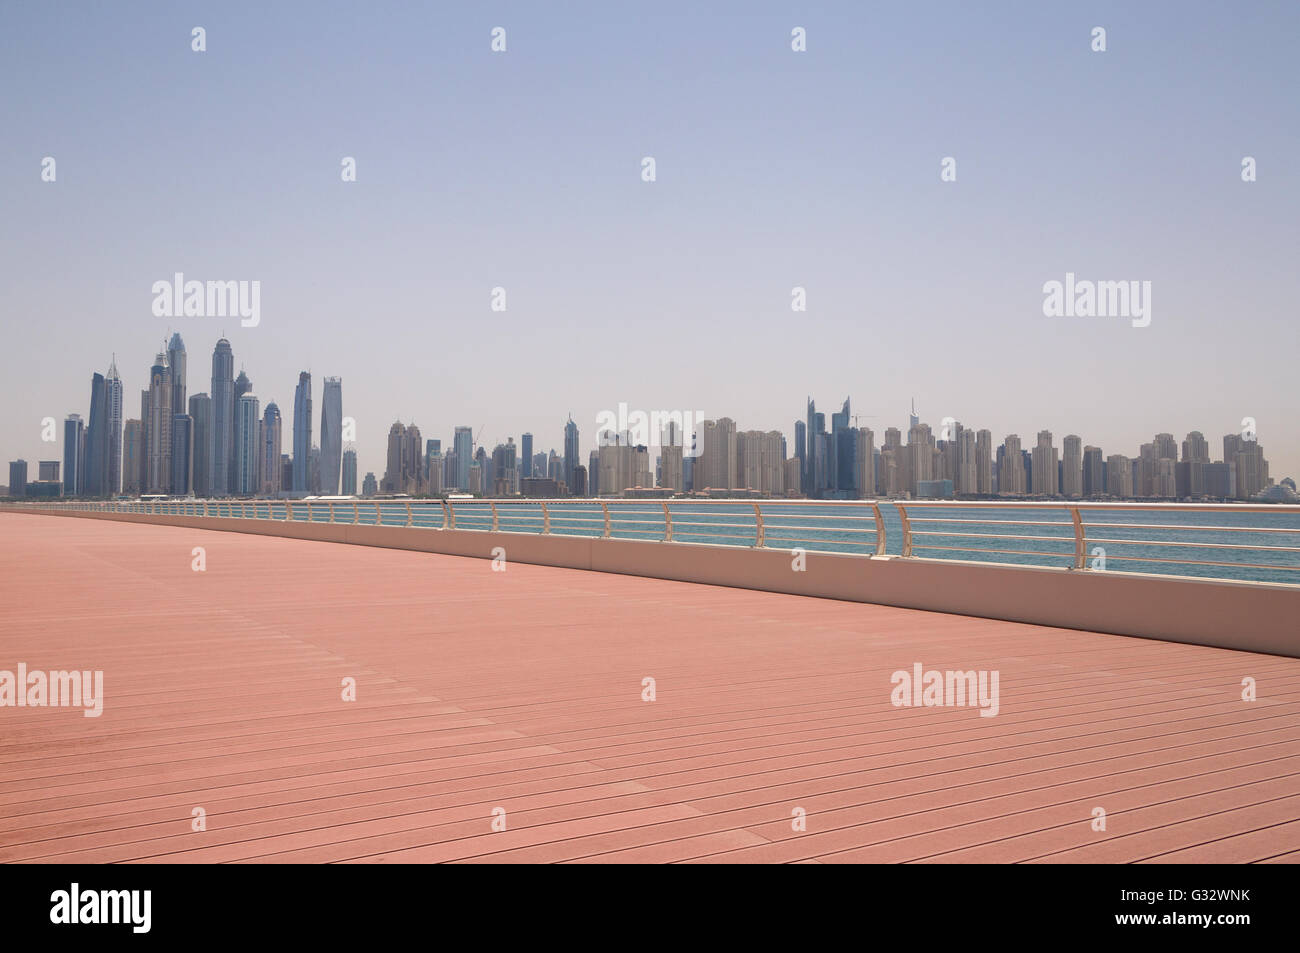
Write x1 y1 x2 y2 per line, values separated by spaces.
3 331 1286 502
2 4 1296 485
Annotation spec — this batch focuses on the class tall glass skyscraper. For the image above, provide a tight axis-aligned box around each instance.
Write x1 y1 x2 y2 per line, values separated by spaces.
320 377 342 495
84 372 108 496
106 357 123 495
235 393 260 496
563 416 579 493
170 414 193 495
521 433 533 478
189 393 211 497
146 352 171 493
453 426 473 490
292 372 312 494
209 339 234 496
63 414 83 495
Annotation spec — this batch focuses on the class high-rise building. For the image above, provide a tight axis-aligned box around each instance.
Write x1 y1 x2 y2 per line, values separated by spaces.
1061 435 1082 498
84 372 109 496
955 428 976 496
1031 431 1059 497
1106 454 1134 498
8 461 28 497
170 414 194 495
122 420 143 494
105 357 123 495
261 402 282 496
736 430 785 494
699 418 738 491
1082 446 1104 497
146 352 172 493
1181 431 1210 498
999 435 1025 496
292 372 312 494
320 377 342 495
660 444 684 491
342 448 358 496
975 430 993 495
235 393 260 496
587 449 600 496
63 414 84 495
38 460 60 482
189 394 212 497
362 472 378 497
166 334 188 494
453 426 473 490
521 433 533 478
209 339 235 496
491 439 518 496
167 333 187 419
563 416 580 492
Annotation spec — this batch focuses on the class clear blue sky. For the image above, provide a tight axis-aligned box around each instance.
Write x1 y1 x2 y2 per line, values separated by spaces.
2 1 1296 479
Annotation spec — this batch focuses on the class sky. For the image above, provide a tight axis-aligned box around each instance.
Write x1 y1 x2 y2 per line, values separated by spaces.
2 0 1297 481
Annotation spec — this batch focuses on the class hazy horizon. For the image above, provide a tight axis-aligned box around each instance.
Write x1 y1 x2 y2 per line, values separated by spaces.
3 1 1296 481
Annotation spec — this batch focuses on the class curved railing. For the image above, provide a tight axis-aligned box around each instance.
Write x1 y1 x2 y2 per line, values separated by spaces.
15 498 1300 587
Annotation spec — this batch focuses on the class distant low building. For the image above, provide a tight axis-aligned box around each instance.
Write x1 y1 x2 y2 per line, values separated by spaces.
916 478 955 499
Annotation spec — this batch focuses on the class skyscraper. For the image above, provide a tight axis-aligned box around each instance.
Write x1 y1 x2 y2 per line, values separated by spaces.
63 414 84 496
999 435 1025 496
453 426 473 490
209 339 235 496
563 416 579 493
292 372 312 494
170 414 194 495
975 430 993 495
320 377 342 495
1031 431 1059 497
342 448 358 496
699 417 738 491
9 461 28 497
1083 446 1105 497
1061 435 1082 498
122 420 143 494
235 393 260 496
261 402 282 496
146 352 172 493
521 433 533 478
167 333 187 414
189 394 212 497
105 357 123 495
84 371 108 496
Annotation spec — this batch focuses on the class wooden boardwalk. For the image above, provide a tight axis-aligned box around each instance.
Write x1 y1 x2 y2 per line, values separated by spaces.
1 512 1297 863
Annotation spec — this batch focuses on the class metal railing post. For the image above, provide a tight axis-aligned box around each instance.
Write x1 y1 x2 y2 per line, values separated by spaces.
375 501 382 525
352 501 360 525
329 501 336 524
405 501 413 527
285 500 293 521
490 502 499 532
753 502 765 548
446 500 456 530
1070 506 1086 570
870 502 887 555
601 501 611 539
439 499 449 529
540 502 550 534
663 502 673 542
897 503 913 557
306 501 314 523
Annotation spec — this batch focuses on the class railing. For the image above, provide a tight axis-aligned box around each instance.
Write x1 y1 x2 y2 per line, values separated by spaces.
14 498 1300 587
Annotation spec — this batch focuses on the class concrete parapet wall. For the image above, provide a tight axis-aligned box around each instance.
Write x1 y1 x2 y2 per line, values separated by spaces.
19 508 1298 658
